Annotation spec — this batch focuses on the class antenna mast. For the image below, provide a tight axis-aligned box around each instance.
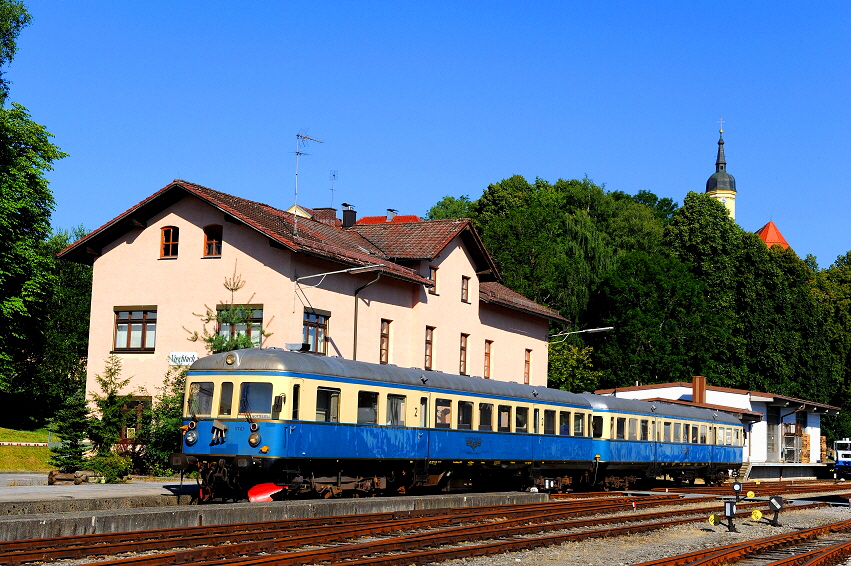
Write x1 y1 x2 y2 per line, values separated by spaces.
330 170 338 208
293 132 323 237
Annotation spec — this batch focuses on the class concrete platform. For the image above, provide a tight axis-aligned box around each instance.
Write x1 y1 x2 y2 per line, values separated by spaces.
0 474 548 542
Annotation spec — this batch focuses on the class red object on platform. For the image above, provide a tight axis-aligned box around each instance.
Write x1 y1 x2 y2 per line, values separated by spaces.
248 482 286 502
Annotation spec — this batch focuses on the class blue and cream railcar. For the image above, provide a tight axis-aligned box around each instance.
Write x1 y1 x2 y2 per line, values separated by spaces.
834 439 851 478
171 348 596 499
579 395 744 488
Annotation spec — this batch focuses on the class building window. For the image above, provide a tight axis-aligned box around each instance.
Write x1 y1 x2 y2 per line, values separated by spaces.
524 349 531 384
161 226 179 258
459 333 469 375
114 309 157 351
461 276 470 303
379 319 391 364
428 266 438 295
203 225 222 257
483 340 493 379
219 307 263 348
303 310 329 355
424 326 435 370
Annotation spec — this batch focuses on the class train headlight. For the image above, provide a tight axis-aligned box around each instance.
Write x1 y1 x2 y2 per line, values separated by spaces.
185 430 198 446
248 432 261 447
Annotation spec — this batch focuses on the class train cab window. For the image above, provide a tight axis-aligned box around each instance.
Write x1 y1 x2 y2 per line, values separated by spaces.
615 417 626 440
316 388 340 422
699 425 707 444
734 429 740 445
640 419 649 441
628 418 637 440
419 397 428 427
387 395 406 426
292 384 300 420
691 425 699 444
357 391 379 424
479 403 493 431
592 416 603 438
458 401 473 430
435 399 452 428
673 422 681 442
239 383 273 418
544 410 556 435
662 422 671 442
559 412 570 435
188 382 214 416
219 382 234 415
498 405 511 432
515 407 529 433
574 413 586 437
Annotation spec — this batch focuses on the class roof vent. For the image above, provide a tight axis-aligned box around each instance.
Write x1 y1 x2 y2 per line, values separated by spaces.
342 203 357 228
386 208 398 222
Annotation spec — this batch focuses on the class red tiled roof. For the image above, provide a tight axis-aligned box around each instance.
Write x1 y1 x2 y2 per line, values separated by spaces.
356 215 422 224
351 218 470 260
755 221 789 250
479 282 567 322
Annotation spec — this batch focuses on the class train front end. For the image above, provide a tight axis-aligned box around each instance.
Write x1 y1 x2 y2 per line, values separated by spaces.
835 439 851 479
170 350 291 501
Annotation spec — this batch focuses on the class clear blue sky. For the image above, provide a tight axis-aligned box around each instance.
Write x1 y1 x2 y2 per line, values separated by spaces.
11 1 851 267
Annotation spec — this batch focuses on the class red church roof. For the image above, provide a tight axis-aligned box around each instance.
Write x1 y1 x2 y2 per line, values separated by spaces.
755 221 789 250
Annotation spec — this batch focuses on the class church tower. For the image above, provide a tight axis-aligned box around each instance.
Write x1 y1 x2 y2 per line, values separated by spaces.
705 124 737 220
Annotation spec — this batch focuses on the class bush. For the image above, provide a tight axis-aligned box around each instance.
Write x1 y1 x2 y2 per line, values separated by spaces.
88 452 131 483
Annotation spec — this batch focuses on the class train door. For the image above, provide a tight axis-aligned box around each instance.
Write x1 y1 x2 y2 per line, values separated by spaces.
651 416 660 475
284 378 304 457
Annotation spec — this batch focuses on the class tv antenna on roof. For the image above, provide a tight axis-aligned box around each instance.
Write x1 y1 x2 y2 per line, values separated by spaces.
330 170 338 208
293 131 323 237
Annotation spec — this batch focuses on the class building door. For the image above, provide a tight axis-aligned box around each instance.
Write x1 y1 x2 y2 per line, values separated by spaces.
766 406 781 462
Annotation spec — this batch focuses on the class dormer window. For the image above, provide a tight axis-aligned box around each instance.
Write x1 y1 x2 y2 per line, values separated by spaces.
161 227 179 258
204 225 223 257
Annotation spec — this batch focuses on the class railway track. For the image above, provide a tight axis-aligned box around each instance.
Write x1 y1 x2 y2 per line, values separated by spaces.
636 519 851 565
2 495 821 565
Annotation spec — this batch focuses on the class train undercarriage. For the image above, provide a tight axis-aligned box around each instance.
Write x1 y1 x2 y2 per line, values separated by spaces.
170 453 731 502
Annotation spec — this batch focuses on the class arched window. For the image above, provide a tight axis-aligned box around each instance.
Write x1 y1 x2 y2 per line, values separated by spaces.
161 226 179 258
204 224 223 257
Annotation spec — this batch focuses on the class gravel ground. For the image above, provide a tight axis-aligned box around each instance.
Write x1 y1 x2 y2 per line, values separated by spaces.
439 505 851 565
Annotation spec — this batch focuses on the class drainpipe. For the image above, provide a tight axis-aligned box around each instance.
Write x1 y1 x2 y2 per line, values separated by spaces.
352 273 381 361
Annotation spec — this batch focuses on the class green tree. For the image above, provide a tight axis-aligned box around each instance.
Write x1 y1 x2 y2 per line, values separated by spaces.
47 374 88 473
548 342 602 393
140 365 186 475
88 355 134 455
425 195 473 220
0 0 30 104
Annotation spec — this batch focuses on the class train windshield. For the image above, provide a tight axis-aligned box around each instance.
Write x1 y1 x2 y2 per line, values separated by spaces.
836 442 851 454
239 382 273 419
188 382 214 416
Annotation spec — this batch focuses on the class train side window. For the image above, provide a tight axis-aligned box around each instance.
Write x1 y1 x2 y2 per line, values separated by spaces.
292 384 300 420
673 422 681 442
479 403 493 431
683 423 690 443
574 413 586 437
435 398 452 428
420 397 428 427
699 425 707 444
615 417 625 440
358 391 379 424
663 422 671 442
387 394 406 426
188 382 214 416
219 382 233 415
628 418 637 440
316 388 340 422
498 405 511 432
734 429 740 445
640 419 649 441
716 427 723 445
559 411 570 435
691 424 698 443
544 410 555 435
726 428 732 445
516 407 528 433
458 401 473 430
239 382 273 418
592 415 603 438
533 409 540 434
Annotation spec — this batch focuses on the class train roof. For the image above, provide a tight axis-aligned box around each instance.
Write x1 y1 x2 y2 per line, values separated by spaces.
189 348 593 408
578 394 742 425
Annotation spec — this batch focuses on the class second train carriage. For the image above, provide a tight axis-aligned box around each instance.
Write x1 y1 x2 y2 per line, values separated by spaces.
170 348 744 499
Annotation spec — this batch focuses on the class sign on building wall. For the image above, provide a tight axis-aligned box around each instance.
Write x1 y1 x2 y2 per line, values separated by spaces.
169 352 199 366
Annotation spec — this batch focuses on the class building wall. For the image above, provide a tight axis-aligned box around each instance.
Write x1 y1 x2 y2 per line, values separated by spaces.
86 196 551 399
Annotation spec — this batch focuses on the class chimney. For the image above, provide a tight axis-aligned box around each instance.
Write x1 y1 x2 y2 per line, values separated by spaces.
342 203 356 228
692 376 707 404
386 208 398 222
312 207 338 226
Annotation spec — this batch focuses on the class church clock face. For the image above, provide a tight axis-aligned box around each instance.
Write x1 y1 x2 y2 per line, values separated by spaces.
720 198 727 204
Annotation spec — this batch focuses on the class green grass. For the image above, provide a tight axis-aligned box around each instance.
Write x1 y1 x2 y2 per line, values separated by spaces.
0 427 52 443
0 446 52 471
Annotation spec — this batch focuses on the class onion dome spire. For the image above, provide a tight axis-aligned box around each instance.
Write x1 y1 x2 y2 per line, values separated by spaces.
706 118 736 194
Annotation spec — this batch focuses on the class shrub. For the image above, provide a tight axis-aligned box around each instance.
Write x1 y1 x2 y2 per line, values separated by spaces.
88 452 131 483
